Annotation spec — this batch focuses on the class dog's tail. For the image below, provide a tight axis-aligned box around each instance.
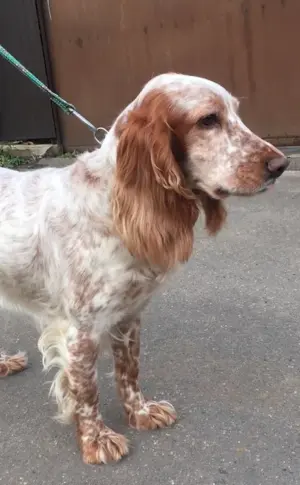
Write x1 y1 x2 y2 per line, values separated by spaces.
0 350 28 377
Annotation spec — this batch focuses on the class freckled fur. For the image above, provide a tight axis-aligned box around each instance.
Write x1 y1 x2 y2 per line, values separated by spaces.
0 73 286 464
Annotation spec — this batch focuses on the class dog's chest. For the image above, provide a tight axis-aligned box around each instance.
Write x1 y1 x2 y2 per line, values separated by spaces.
66 237 170 325
89 263 166 323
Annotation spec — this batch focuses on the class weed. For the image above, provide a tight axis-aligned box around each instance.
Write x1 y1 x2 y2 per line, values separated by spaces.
0 149 28 169
60 150 79 158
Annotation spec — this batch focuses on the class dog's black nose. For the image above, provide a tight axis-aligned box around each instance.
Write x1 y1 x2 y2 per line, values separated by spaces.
267 157 290 178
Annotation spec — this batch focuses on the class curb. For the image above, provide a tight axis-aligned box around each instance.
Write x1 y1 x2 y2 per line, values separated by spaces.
286 158 300 171
1 144 61 159
281 147 300 171
17 157 74 171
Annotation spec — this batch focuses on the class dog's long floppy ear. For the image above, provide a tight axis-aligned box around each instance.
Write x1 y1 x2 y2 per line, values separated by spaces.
112 90 199 270
195 190 227 236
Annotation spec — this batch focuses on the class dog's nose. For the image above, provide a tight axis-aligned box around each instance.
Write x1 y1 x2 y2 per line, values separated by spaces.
267 156 290 178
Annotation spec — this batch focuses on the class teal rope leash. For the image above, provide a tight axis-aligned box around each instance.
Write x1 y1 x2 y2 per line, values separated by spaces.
0 44 107 144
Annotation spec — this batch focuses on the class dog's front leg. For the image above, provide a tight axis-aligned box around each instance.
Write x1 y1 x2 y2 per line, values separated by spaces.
110 317 177 430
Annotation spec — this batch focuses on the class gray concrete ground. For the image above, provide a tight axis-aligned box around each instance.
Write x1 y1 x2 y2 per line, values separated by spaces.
1 172 300 485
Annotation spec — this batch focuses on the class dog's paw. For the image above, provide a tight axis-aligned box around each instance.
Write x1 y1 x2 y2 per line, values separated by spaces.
128 400 177 430
0 351 28 377
79 425 129 465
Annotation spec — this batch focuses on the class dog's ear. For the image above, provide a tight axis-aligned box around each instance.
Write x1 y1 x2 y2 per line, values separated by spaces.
112 90 199 270
195 190 227 235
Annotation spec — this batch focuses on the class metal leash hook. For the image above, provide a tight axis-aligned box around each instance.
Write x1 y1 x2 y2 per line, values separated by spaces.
94 127 109 145
71 110 108 145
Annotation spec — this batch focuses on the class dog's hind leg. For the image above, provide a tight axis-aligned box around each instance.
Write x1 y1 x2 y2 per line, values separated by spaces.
0 350 28 377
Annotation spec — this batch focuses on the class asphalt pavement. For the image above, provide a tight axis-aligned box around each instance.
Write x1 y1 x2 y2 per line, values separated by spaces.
1 171 300 485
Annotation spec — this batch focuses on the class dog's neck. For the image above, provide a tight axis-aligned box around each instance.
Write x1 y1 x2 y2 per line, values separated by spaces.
72 127 118 192
86 129 117 172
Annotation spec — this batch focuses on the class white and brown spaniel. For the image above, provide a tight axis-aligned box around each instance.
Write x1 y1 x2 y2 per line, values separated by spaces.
0 73 288 464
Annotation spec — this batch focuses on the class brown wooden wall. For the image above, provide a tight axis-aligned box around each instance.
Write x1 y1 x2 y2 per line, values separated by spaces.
45 0 300 149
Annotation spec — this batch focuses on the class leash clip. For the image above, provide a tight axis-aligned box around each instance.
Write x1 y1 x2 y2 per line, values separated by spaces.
71 110 108 145
93 127 109 145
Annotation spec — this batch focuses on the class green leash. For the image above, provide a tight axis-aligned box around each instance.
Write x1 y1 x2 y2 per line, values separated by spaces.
0 44 107 144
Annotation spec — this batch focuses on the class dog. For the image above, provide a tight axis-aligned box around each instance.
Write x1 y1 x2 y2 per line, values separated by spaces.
0 73 288 464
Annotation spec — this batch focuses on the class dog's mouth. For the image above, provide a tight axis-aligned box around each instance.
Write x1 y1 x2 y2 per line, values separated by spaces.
255 178 277 194
214 178 277 199
214 187 230 199
192 175 277 201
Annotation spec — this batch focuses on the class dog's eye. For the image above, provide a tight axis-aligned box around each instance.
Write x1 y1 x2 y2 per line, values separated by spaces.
197 113 220 129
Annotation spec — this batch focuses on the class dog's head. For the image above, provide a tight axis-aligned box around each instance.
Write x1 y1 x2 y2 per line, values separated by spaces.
112 73 288 269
